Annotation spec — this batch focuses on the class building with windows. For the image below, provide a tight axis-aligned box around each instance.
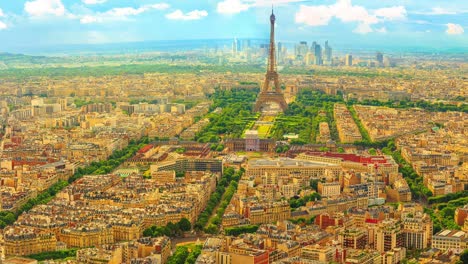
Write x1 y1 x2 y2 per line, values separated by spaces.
455 205 468 226
3 227 57 256
245 158 341 178
345 54 353 66
301 245 334 262
225 137 275 153
401 212 433 249
375 219 404 253
59 224 114 248
432 230 468 251
344 249 381 264
150 158 223 174
339 228 368 249
318 182 341 198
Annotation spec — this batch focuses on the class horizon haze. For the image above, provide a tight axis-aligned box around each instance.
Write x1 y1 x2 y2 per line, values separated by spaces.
0 0 466 55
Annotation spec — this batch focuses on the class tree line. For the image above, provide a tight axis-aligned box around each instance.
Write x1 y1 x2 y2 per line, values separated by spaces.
143 218 192 238
194 167 243 234
167 244 202 264
0 137 151 228
196 89 258 142
271 89 342 144
27 249 77 261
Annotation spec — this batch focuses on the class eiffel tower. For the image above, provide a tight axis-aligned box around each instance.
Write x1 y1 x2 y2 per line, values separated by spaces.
254 8 288 112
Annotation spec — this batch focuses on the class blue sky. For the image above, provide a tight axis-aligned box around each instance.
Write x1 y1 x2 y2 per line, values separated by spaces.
0 0 466 52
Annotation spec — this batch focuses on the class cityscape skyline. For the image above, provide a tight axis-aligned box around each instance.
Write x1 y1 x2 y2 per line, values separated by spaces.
0 0 466 53
0 4 466 263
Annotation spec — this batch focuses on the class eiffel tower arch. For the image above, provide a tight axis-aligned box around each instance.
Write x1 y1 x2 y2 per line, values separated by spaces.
254 90 289 112
254 9 288 113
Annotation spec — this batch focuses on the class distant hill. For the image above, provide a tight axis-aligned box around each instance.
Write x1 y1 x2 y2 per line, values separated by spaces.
0 52 65 67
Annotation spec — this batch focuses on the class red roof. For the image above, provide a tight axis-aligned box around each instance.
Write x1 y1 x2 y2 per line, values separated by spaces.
365 218 380 224
138 145 153 153
305 152 390 166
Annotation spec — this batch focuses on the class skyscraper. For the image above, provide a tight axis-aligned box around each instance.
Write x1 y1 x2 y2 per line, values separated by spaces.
259 44 269 57
305 52 315 66
345 54 353 66
311 41 317 53
241 39 250 51
295 41 308 60
376 52 384 66
232 38 238 55
277 42 284 64
314 44 322 65
324 41 332 65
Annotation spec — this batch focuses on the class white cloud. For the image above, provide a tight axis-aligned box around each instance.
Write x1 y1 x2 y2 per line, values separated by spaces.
295 0 378 27
374 6 406 21
217 0 250 15
413 7 459 15
0 21 7 30
166 10 208 20
253 0 304 7
295 0 407 34
80 15 101 24
354 23 373 34
105 7 147 17
295 5 332 26
147 3 171 10
430 7 456 15
24 0 66 17
376 27 387 33
414 20 430 25
0 8 4 17
446 23 464 35
79 3 170 24
82 0 107 4
254 0 304 7
217 0 302 15
336 0 378 24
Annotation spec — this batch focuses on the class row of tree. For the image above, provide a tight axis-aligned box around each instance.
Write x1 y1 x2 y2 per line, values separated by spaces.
428 191 468 204
69 137 150 182
143 218 192 238
167 245 202 264
390 150 433 200
271 89 342 144
274 89 464 145
289 192 322 209
210 143 225 152
347 105 372 142
424 195 467 234
383 140 466 234
224 225 259 236
348 98 467 113
27 249 78 261
0 137 150 228
193 167 243 232
289 215 317 226
1 63 266 79
196 89 259 142
204 169 243 234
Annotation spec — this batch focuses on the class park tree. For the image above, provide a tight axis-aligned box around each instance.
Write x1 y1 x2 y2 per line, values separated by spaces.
178 218 192 232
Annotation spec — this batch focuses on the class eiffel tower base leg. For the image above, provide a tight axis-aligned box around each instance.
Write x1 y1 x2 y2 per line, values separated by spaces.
254 93 288 112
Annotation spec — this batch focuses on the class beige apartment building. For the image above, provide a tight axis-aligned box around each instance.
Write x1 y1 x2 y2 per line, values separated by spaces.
432 230 468 251
318 182 341 197
3 227 57 256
